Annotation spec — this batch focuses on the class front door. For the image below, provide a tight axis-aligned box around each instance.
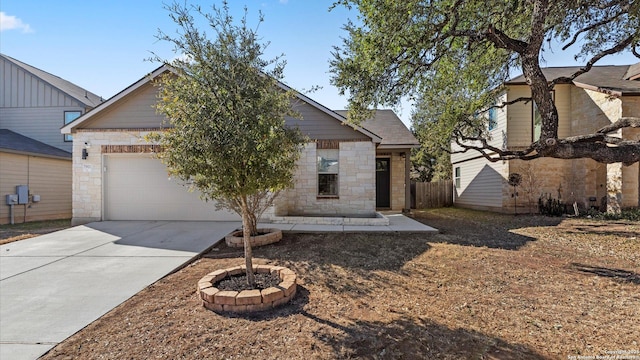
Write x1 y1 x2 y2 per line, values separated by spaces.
376 158 391 208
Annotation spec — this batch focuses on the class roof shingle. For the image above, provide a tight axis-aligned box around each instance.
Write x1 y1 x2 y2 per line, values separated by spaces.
334 110 419 148
0 129 72 159
506 63 640 95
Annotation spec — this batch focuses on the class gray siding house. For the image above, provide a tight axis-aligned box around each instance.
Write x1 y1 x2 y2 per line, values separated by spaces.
0 54 102 224
61 65 419 225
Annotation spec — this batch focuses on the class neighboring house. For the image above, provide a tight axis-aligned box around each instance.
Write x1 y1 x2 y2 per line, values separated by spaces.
0 54 102 224
61 65 419 225
452 63 640 213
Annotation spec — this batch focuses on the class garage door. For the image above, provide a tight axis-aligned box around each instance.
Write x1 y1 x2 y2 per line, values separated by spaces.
104 155 240 221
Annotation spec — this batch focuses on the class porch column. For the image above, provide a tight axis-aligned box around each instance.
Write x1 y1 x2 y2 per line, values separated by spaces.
606 163 622 213
404 151 411 213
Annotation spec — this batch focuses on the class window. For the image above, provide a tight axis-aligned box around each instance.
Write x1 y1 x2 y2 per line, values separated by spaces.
454 167 461 188
317 149 339 196
488 107 497 131
532 91 555 142
64 111 81 142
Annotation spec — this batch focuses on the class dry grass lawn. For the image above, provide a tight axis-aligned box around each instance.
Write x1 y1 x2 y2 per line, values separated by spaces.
0 219 71 245
42 208 639 359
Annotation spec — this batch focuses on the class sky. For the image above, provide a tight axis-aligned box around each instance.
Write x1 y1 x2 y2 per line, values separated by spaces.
1 0 639 129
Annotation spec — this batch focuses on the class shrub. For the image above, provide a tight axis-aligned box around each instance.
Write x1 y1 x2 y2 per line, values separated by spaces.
582 207 640 221
538 195 565 217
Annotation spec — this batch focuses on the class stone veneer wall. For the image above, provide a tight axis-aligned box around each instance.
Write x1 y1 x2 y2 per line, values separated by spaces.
389 152 406 211
620 97 640 209
274 141 376 216
71 130 153 225
506 158 572 213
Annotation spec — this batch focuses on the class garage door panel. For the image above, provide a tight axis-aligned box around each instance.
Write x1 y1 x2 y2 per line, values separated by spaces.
104 155 240 221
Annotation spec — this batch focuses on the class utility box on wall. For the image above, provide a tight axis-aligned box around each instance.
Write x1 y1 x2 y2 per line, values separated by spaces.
6 194 18 205
17 185 29 204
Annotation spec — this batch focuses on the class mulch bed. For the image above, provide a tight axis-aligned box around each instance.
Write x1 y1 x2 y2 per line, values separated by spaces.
40 208 639 359
216 272 282 291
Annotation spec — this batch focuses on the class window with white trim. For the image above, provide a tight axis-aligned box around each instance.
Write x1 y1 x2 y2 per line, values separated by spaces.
532 91 555 142
64 111 81 142
317 149 339 196
488 107 497 131
454 167 461 188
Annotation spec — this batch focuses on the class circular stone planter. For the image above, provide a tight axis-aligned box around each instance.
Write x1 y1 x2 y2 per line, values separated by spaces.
197 264 297 313
225 228 282 248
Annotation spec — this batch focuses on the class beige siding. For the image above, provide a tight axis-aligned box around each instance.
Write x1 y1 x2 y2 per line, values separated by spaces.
555 85 571 138
286 100 369 140
450 93 507 163
82 83 166 129
453 157 505 211
505 84 572 146
0 152 71 224
505 85 532 146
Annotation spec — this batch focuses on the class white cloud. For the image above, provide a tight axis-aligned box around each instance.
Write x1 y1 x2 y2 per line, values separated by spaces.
0 12 34 33
279 0 289 4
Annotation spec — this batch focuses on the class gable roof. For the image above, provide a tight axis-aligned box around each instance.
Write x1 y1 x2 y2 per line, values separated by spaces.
1 53 103 107
61 64 382 143
334 110 419 149
0 129 71 160
505 63 640 96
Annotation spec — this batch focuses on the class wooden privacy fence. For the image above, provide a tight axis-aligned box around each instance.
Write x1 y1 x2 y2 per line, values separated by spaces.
411 180 453 209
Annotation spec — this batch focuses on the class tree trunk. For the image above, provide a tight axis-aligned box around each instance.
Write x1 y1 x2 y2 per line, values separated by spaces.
241 208 255 287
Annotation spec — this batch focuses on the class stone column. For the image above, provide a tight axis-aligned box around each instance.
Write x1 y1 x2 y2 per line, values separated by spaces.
607 162 623 213
404 150 411 213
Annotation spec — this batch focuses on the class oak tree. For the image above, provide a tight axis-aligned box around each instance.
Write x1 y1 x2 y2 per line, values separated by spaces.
331 0 640 164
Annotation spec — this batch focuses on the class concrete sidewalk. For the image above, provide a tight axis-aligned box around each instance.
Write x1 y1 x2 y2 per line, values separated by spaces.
262 213 438 233
0 215 435 360
0 221 241 360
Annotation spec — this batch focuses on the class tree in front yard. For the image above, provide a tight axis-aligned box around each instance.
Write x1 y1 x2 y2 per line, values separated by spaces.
150 2 305 286
330 0 640 164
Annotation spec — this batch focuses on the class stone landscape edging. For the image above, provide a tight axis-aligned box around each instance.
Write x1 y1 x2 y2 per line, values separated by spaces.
225 228 283 247
197 264 297 313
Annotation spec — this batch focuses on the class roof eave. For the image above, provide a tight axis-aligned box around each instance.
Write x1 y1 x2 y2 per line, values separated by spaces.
572 81 624 97
377 144 421 150
61 65 173 134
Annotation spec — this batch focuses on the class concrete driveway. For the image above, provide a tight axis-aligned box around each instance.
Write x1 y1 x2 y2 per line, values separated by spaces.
0 221 240 360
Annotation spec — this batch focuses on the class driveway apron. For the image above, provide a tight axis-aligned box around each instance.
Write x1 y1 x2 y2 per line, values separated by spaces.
0 221 240 360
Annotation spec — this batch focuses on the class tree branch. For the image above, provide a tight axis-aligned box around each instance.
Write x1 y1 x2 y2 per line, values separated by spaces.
597 117 640 134
551 35 636 86
561 9 629 50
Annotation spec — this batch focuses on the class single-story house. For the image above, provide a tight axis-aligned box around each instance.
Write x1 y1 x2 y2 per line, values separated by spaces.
451 63 640 213
1 54 102 224
61 65 419 225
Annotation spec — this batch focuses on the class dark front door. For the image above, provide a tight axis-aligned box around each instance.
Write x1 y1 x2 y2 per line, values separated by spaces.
376 158 391 208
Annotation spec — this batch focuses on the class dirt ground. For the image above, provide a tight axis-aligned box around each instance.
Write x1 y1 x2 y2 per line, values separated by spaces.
0 219 71 245
41 208 639 359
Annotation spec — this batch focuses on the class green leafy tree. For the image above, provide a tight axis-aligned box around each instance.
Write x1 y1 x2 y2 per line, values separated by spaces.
151 2 305 286
331 0 640 164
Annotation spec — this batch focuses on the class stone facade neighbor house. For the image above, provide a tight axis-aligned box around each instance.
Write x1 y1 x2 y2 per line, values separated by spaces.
0 54 102 224
61 65 419 225
452 63 640 213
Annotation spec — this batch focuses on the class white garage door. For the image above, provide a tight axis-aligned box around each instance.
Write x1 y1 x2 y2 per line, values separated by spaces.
104 155 240 221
